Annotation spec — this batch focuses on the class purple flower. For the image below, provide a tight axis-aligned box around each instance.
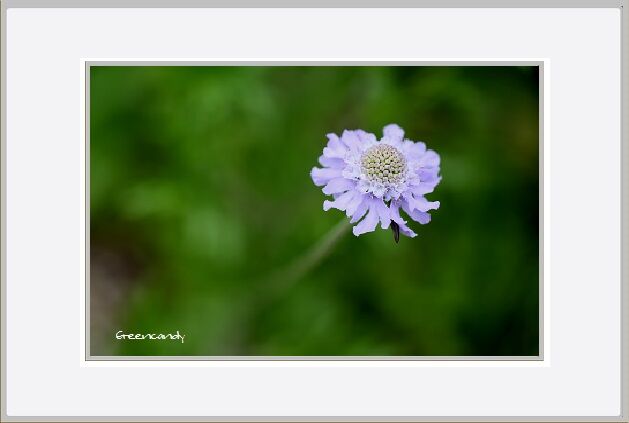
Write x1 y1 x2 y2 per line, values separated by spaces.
311 124 441 240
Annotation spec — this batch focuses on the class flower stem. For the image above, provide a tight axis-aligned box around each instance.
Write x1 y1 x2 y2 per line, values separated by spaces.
257 218 351 302
224 219 351 353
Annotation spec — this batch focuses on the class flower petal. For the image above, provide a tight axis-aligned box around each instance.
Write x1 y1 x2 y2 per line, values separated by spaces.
401 201 431 224
352 206 379 236
341 130 364 151
318 155 345 169
411 180 439 195
322 133 347 159
399 225 417 237
323 178 355 195
402 140 426 160
371 197 391 230
311 167 343 187
419 150 440 168
403 192 440 212
350 198 369 223
355 129 377 144
345 191 366 217
417 168 441 183
323 190 355 212
389 200 417 238
383 124 404 144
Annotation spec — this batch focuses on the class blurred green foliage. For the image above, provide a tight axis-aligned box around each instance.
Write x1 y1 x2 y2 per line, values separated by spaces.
90 66 539 356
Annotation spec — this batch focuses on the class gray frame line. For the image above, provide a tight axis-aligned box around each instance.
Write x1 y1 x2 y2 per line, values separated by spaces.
1 2 626 423
1 2 6 423
0 0 624 8
621 0 628 421
84 60 544 362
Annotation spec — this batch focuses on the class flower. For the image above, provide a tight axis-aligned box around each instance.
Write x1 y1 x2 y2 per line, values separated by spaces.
311 124 441 240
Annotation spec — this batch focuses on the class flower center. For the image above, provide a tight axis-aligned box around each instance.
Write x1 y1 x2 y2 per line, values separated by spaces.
360 144 407 185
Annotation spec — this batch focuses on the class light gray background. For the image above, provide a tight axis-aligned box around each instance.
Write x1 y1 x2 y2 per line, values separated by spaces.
1 1 626 422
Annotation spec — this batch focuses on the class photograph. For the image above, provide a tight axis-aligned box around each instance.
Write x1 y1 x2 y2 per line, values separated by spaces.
89 65 540 357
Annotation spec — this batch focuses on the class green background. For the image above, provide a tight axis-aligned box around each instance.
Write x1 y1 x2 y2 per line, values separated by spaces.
90 66 539 356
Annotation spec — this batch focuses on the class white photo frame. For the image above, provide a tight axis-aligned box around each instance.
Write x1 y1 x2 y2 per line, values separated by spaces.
83 59 545 362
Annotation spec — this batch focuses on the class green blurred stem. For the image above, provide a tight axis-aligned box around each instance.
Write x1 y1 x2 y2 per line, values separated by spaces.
227 219 351 352
256 218 351 302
